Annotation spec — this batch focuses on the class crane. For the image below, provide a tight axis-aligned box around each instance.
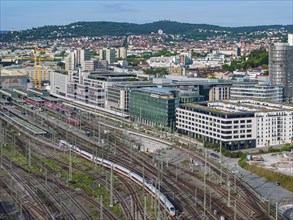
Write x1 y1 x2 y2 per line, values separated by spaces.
33 48 51 89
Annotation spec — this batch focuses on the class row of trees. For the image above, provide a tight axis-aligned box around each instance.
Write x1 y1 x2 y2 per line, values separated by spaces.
143 68 169 77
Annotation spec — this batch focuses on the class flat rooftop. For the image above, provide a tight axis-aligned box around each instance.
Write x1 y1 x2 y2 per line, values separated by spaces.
112 81 154 89
138 87 176 96
181 99 293 114
88 73 136 80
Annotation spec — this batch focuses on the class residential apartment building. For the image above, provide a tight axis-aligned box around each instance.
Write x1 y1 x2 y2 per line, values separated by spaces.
176 99 293 150
99 48 116 64
65 48 90 71
116 47 127 59
269 34 293 101
231 83 283 102
75 48 90 68
83 60 109 71
65 51 76 71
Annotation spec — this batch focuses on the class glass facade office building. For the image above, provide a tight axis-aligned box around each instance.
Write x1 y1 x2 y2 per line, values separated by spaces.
269 42 293 100
129 87 179 129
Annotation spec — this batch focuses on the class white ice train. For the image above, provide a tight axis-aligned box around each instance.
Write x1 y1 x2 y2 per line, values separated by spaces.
59 140 176 216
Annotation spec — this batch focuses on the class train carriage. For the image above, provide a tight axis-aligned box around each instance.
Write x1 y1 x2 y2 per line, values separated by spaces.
58 140 176 216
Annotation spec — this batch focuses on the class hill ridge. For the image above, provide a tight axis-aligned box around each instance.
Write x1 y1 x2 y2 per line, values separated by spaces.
1 20 292 42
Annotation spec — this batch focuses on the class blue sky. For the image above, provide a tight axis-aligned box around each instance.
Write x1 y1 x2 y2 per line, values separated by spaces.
1 0 292 30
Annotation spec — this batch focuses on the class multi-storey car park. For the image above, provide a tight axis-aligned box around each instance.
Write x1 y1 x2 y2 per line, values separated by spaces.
176 99 293 150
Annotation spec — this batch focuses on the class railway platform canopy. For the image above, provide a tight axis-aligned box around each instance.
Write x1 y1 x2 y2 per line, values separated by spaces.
42 96 59 102
0 98 9 104
11 97 25 103
28 97 43 103
0 89 24 102
0 89 13 97
1 112 46 135
28 88 50 97
13 88 28 97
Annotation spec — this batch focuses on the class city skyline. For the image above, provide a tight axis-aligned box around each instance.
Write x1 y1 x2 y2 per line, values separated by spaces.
1 0 293 31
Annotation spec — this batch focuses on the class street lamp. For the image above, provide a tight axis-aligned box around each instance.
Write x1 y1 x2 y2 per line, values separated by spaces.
275 182 280 220
176 166 183 181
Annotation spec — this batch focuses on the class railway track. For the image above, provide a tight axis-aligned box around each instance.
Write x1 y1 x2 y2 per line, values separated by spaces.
81 114 272 219
1 156 58 220
0 197 11 220
0 179 38 220
1 125 120 220
183 149 274 219
4 100 276 219
16 102 248 218
88 129 228 218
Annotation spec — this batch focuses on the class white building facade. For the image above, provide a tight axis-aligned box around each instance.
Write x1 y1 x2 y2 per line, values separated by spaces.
176 99 293 150
49 71 70 97
67 82 105 107
209 85 231 101
231 83 283 102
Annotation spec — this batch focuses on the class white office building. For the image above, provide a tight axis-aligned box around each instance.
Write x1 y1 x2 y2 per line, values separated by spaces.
176 99 293 150
67 83 105 107
231 83 283 102
49 71 70 97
